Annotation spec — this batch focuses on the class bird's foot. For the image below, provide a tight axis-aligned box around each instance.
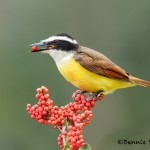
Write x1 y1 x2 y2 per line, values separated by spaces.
73 90 87 101
73 90 104 101
87 90 104 101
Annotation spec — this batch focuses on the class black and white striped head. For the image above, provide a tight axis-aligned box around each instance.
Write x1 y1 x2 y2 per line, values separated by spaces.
30 33 79 52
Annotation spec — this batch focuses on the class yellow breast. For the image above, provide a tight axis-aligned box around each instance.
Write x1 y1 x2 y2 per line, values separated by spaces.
57 57 134 94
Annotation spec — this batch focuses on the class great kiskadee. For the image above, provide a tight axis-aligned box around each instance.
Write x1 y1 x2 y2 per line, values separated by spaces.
30 33 150 94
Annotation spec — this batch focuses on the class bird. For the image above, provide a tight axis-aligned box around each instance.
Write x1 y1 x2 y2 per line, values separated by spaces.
30 33 150 95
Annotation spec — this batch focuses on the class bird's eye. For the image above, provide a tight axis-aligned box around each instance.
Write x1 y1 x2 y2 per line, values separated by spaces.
53 40 59 45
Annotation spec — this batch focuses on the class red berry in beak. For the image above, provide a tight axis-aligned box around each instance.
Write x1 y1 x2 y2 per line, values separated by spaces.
31 46 38 51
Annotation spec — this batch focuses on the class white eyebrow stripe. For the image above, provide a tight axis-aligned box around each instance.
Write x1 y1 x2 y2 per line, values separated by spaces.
41 36 78 44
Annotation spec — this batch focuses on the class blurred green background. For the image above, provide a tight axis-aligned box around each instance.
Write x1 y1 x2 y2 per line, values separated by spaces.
0 0 150 150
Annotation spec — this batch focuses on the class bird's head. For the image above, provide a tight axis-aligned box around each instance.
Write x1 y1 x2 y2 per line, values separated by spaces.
30 33 79 54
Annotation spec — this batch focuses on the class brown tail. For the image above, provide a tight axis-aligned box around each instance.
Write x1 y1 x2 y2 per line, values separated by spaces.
130 76 150 87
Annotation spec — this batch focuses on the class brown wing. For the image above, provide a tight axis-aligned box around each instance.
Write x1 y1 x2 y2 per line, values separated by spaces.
74 46 130 81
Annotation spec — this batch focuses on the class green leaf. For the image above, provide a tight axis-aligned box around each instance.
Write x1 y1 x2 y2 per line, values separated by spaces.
65 141 70 148
64 117 68 127
61 141 70 150
79 143 91 150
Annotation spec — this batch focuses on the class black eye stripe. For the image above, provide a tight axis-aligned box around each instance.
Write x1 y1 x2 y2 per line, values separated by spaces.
44 40 79 51
53 40 59 44
55 40 79 51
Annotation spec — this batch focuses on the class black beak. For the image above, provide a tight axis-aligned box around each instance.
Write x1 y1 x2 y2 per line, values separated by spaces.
30 42 48 52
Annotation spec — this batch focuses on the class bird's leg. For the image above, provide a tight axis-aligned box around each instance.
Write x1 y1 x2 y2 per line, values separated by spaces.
73 90 104 101
73 90 87 101
88 90 104 101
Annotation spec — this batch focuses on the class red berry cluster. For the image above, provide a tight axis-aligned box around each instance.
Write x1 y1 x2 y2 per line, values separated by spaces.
26 86 104 150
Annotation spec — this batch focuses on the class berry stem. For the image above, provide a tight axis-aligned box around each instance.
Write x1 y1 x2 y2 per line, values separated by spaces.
62 125 67 146
57 125 62 132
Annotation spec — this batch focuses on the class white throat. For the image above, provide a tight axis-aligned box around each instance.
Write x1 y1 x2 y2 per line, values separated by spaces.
46 50 75 65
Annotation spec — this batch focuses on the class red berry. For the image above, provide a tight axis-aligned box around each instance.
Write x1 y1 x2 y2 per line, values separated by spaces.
31 114 35 118
71 138 76 143
36 88 42 93
44 94 49 99
61 120 64 124
27 104 31 107
38 119 44 123
31 46 38 51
